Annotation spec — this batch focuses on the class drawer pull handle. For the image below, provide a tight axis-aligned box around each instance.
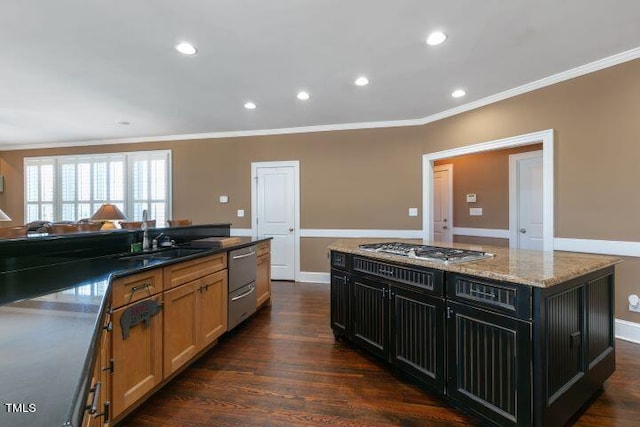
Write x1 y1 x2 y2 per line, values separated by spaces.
86 381 101 415
231 286 256 301
128 283 152 302
232 251 256 260
470 289 496 299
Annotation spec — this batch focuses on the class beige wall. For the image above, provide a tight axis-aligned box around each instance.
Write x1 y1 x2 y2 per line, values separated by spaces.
2 58 640 321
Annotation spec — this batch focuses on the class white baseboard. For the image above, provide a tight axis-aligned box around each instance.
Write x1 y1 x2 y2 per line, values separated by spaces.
615 318 640 344
298 271 330 284
452 227 510 239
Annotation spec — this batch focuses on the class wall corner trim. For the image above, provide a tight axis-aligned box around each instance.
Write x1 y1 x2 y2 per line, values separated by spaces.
615 318 640 344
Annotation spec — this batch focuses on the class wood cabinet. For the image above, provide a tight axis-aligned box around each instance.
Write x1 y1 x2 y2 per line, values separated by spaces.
163 270 228 376
111 293 163 419
163 253 226 291
330 250 615 427
83 314 112 427
256 241 271 307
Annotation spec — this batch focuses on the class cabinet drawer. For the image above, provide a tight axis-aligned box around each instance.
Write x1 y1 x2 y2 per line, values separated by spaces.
256 241 270 257
331 251 348 270
447 274 531 320
353 256 442 295
111 269 163 309
163 253 227 290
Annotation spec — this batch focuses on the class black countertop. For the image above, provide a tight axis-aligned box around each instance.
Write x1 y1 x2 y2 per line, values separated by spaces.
0 237 268 427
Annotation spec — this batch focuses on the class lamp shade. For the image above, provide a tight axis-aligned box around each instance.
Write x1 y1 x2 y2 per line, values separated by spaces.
90 203 128 221
0 207 11 222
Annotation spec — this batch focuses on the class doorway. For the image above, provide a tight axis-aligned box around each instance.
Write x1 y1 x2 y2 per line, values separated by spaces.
510 150 543 250
433 164 453 243
251 161 300 281
422 129 554 251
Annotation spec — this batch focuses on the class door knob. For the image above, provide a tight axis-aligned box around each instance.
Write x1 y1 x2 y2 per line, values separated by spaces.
520 228 527 233
442 226 448 230
289 227 294 232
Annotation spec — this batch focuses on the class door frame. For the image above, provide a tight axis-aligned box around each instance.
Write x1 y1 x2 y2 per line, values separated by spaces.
251 160 301 281
422 129 554 251
433 164 453 243
509 150 543 248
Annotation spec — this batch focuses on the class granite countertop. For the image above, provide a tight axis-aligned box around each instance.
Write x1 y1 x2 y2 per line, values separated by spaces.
328 239 621 288
0 237 269 427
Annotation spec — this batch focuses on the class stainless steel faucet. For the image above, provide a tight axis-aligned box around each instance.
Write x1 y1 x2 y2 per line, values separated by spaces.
141 209 150 251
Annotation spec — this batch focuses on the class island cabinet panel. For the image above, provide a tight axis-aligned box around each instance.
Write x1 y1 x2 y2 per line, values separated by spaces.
83 314 113 427
390 285 445 392
198 270 228 347
111 269 163 309
446 301 532 427
351 275 389 359
163 253 227 290
111 293 163 420
330 270 350 336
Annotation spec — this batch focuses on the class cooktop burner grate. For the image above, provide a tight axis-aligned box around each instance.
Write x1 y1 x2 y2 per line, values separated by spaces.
358 242 493 264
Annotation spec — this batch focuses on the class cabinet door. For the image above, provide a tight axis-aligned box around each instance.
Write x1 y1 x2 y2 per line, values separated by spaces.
390 286 445 392
351 275 388 359
330 270 350 337
256 254 271 308
164 282 199 376
199 270 228 347
447 301 531 427
111 296 163 419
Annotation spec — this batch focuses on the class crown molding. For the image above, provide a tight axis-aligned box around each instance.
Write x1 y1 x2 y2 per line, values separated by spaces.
2 47 640 152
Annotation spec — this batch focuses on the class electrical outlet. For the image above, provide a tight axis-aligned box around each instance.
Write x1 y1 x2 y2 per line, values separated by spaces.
408 208 418 217
237 209 245 217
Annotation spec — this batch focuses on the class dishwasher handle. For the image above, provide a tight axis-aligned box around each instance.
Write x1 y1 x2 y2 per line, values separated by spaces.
232 251 256 260
231 285 256 301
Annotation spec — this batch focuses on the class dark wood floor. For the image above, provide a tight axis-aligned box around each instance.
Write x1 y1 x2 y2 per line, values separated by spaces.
121 282 640 427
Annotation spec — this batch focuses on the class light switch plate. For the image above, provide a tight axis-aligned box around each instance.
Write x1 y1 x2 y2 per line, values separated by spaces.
219 195 228 203
408 208 418 217
466 193 477 203
237 209 245 217
469 207 483 216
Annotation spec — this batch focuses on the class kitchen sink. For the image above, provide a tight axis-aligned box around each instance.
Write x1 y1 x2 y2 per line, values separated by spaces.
117 247 206 261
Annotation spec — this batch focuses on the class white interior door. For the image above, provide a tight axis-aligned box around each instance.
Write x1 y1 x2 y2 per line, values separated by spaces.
510 151 543 250
254 163 297 280
433 164 452 243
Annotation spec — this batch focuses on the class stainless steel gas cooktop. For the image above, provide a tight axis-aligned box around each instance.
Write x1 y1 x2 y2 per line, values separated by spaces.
358 242 494 264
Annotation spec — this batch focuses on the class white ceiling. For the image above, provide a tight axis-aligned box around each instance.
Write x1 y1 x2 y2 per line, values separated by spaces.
1 1 640 149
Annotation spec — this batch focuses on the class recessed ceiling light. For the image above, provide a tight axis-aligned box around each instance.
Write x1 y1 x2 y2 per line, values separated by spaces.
426 31 447 46
116 121 130 126
175 42 197 55
451 89 466 98
355 77 369 86
297 91 310 100
244 102 256 110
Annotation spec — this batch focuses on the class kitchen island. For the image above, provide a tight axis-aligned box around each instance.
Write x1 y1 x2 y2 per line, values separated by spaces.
0 226 271 427
329 239 620 427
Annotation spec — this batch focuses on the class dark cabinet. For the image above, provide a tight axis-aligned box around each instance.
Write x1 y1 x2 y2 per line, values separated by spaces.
446 301 531 426
391 285 445 392
330 250 615 427
351 275 389 359
330 270 350 336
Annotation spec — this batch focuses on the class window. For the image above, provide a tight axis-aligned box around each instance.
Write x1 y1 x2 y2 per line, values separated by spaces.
24 150 171 225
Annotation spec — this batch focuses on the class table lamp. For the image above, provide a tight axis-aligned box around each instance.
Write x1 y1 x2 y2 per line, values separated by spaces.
90 203 127 229
0 207 11 222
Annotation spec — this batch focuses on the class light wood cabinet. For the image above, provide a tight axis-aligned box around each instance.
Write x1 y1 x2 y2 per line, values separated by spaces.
83 313 112 426
163 253 226 290
111 293 163 419
111 269 163 309
256 241 271 308
163 263 228 376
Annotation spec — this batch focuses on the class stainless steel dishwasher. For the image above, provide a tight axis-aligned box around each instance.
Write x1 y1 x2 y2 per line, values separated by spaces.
228 245 257 330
